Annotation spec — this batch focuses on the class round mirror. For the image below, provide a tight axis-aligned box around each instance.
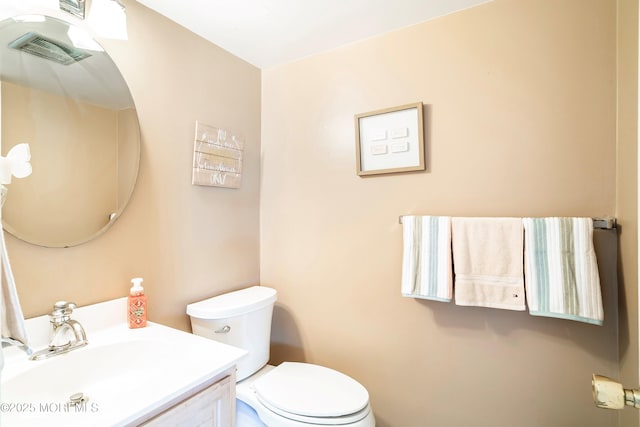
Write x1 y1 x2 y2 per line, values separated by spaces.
0 15 140 247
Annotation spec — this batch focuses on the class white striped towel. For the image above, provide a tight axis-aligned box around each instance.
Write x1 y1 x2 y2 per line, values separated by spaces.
451 217 526 310
523 217 603 325
401 216 453 302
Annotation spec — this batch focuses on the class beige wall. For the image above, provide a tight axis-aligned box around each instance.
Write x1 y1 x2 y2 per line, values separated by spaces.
2 0 633 426
617 0 639 426
261 0 619 426
8 0 261 329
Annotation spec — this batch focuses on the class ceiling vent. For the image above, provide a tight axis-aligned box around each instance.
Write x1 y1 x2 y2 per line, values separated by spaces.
8 32 92 66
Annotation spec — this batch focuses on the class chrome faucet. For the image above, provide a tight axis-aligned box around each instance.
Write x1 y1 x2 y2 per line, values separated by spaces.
30 301 88 361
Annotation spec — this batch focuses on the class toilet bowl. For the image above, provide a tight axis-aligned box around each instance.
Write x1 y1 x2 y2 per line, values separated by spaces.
186 286 375 427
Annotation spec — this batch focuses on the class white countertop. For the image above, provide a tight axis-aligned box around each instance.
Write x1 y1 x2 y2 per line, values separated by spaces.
1 298 247 426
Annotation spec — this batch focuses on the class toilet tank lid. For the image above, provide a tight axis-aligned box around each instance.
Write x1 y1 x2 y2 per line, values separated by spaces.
187 286 277 319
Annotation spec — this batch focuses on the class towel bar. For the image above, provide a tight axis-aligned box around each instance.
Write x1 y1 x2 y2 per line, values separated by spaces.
398 216 617 230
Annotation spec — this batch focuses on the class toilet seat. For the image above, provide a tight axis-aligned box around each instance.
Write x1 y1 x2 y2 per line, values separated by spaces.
256 399 372 425
237 363 374 426
253 362 370 425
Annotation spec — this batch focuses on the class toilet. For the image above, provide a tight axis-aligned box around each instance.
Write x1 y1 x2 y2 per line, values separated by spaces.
186 286 376 427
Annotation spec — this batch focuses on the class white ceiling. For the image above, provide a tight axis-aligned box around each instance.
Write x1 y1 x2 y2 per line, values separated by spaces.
135 0 492 69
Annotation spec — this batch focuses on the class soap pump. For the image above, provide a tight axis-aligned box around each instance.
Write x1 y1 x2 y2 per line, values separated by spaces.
128 277 147 328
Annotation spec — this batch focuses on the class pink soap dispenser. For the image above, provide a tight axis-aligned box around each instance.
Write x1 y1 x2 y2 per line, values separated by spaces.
128 277 147 328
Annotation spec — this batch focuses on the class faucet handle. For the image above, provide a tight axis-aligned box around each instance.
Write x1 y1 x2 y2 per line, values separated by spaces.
53 301 76 313
50 301 76 323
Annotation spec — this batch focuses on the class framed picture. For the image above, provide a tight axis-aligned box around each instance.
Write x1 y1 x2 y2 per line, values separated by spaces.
354 102 425 176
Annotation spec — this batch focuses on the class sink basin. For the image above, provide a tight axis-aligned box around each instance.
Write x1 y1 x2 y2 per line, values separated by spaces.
4 340 165 401
1 298 247 426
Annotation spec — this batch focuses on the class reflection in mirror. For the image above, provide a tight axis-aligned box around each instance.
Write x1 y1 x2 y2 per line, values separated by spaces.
0 15 140 247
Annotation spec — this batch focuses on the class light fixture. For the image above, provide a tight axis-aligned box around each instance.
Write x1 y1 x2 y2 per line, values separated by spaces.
0 144 32 185
67 25 104 51
87 0 127 40
11 15 47 23
58 0 86 20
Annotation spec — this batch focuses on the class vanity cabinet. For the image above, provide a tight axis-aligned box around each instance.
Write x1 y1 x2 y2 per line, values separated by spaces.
140 370 235 427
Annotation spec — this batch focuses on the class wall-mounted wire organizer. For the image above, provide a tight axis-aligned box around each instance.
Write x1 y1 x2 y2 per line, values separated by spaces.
192 120 244 189
398 216 617 229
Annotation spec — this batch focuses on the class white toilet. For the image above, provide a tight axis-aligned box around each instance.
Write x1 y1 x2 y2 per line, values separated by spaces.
186 286 376 427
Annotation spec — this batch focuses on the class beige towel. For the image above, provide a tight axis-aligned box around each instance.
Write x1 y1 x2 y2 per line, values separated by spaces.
452 217 525 310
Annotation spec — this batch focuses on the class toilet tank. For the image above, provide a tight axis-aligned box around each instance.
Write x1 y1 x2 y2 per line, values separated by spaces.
186 286 277 381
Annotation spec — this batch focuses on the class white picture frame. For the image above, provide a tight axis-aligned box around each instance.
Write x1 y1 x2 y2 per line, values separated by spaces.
354 102 425 176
